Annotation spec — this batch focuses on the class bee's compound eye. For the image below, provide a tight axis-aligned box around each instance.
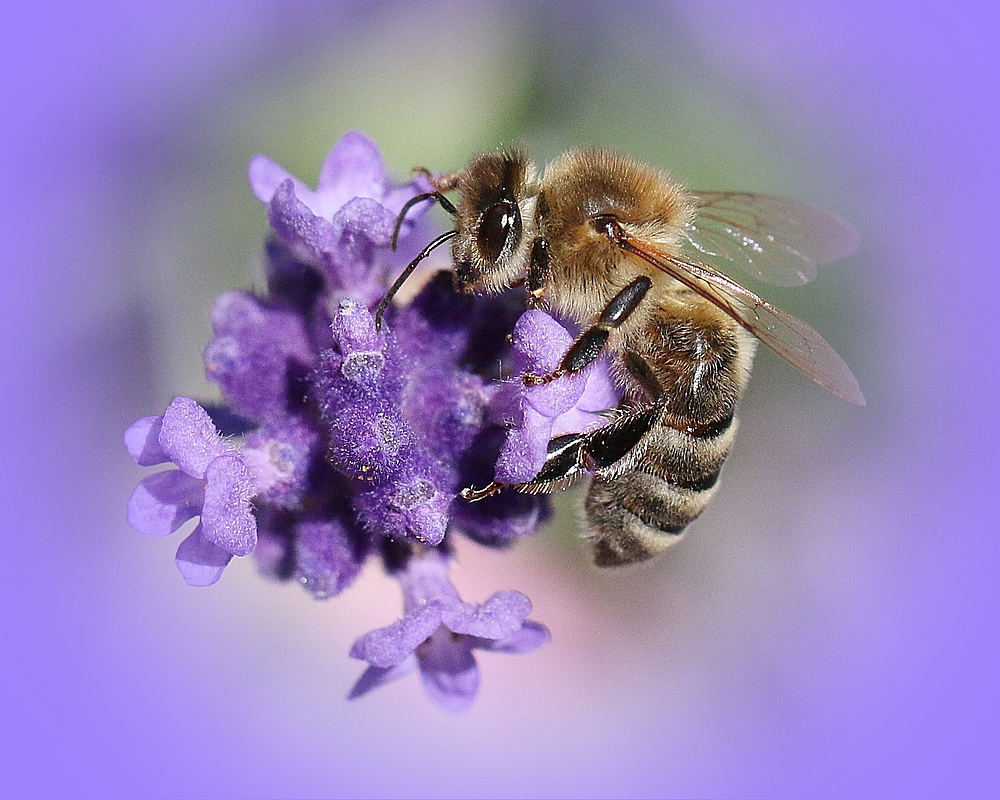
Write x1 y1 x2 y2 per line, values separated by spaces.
477 200 521 263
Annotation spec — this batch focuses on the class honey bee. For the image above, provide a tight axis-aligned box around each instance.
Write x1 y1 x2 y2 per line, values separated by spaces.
376 147 863 566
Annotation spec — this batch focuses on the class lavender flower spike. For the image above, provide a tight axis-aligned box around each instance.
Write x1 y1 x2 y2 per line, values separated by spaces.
315 298 458 547
124 131 561 711
348 548 550 713
125 397 258 586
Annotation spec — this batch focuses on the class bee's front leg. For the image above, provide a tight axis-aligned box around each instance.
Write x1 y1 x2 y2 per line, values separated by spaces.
415 167 460 193
525 237 550 310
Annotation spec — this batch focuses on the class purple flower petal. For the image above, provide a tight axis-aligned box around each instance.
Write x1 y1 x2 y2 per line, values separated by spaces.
347 657 420 701
441 590 532 640
200 455 257 557
316 130 387 212
331 197 398 248
331 297 384 353
267 179 339 259
511 309 572 373
324 199 402 294
494 405 552 484
251 133 395 225
512 312 589 416
174 525 233 587
157 397 227 479
382 177 433 218
349 602 444 669
250 131 434 305
549 407 609 438
294 517 366 599
397 548 460 610
491 310 623 485
416 628 480 714
479 620 551 654
575 357 620 413
247 154 308 205
124 415 167 466
126 469 204 537
347 547 550 710
524 373 588 418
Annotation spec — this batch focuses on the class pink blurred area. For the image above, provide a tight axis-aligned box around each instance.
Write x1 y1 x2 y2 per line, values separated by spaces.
2 2 997 798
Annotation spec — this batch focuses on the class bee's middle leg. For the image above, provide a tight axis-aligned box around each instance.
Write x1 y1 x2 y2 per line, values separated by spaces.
523 275 652 385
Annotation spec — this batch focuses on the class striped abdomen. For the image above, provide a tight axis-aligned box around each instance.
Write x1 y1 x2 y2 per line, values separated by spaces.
584 303 755 566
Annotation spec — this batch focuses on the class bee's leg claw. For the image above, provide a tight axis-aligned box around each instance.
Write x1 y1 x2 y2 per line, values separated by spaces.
460 482 505 502
523 369 565 386
417 168 459 192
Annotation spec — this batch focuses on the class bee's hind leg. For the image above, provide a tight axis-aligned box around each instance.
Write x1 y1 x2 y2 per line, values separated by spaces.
461 404 662 501
461 433 590 502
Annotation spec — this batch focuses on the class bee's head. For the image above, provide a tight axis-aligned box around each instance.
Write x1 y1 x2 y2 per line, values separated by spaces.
452 149 537 294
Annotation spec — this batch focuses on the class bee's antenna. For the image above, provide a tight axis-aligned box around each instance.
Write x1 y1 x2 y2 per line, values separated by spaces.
390 191 458 251
375 229 458 330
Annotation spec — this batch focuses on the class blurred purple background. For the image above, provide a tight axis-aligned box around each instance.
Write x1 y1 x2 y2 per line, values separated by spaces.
3 2 997 797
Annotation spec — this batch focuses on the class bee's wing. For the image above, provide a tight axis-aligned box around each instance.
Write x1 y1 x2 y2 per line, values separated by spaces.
683 192 860 287
619 236 865 405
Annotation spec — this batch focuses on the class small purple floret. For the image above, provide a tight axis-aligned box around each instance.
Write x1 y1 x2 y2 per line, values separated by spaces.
249 130 433 308
348 549 549 713
125 397 258 585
